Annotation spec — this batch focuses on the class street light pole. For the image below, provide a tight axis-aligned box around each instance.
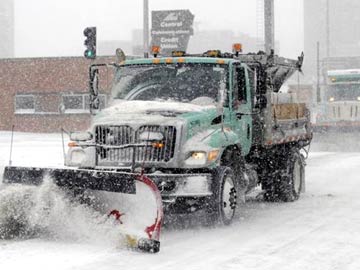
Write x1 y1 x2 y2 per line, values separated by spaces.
264 0 275 54
143 0 149 58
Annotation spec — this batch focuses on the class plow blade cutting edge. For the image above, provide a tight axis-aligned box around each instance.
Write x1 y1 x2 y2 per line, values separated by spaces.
2 166 163 253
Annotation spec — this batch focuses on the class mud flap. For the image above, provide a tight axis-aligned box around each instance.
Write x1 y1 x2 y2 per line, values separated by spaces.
2 166 163 253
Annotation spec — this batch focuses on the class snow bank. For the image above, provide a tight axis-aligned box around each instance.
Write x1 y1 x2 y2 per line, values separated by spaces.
0 177 125 246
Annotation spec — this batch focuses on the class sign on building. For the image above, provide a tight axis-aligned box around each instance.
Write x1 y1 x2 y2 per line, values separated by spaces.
151 10 194 56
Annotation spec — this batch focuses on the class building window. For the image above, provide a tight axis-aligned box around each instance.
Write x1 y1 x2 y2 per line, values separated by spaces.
62 94 85 112
14 93 107 114
62 94 106 113
15 95 35 113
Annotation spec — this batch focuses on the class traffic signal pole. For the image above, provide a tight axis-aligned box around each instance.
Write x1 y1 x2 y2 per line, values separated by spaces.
143 0 149 58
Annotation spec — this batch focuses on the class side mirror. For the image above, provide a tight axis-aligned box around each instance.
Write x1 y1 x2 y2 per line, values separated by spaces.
89 67 100 113
90 67 99 96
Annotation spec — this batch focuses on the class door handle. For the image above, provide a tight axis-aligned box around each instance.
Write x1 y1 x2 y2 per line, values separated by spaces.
236 111 257 119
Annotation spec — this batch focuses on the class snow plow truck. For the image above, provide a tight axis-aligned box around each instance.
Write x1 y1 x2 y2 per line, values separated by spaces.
2 45 312 253
313 56 360 132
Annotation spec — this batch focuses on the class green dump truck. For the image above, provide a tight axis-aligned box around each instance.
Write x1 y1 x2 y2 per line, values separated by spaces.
3 48 312 240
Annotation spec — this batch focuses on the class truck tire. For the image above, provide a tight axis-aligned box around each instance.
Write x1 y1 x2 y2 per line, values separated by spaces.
282 151 305 201
263 149 304 202
206 167 242 225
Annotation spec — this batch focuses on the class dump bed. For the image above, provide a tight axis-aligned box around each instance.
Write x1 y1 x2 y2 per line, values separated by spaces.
263 93 312 146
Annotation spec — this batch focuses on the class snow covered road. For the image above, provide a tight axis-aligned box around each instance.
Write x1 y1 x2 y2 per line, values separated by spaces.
0 132 359 270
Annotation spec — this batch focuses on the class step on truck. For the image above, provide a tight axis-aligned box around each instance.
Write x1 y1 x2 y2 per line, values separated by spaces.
3 44 312 252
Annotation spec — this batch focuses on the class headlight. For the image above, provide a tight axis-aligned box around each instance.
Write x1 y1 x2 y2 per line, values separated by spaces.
357 96 360 101
192 152 206 160
185 151 207 165
184 150 220 166
329 97 335 102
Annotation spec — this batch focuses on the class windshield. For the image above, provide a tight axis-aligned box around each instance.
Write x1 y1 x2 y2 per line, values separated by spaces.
111 63 228 105
326 84 360 101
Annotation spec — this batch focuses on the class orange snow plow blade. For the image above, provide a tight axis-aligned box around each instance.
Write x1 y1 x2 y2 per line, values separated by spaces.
2 166 163 253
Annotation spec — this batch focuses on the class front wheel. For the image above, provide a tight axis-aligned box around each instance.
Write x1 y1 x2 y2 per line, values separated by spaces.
207 167 242 225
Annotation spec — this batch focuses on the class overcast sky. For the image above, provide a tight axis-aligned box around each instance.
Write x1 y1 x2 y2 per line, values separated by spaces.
14 0 303 58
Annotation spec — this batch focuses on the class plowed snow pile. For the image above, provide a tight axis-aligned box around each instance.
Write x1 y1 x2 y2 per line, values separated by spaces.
0 177 126 246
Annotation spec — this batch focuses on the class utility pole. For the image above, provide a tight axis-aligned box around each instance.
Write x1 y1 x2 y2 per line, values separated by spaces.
143 0 149 58
264 0 275 54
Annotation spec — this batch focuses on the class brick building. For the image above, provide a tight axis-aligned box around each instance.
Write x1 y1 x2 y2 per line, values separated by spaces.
0 56 115 133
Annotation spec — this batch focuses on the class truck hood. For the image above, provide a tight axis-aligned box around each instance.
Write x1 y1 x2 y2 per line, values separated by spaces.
92 100 216 125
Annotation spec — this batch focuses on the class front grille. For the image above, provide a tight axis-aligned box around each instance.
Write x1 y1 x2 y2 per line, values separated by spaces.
95 125 177 164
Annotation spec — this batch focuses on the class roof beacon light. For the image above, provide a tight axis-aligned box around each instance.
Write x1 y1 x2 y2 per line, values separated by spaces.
232 43 243 56
172 51 186 57
205 50 221 57
151 46 161 58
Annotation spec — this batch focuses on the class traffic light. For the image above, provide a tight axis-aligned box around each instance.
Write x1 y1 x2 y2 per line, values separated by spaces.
83 27 96 59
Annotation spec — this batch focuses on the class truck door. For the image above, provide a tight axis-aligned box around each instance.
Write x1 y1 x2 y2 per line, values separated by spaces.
232 64 252 155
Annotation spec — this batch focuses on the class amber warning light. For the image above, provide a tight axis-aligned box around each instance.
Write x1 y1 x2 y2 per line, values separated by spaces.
151 46 161 57
232 43 243 56
172 51 186 57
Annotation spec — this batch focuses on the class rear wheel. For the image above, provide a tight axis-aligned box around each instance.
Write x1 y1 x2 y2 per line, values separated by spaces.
291 154 304 198
263 148 305 202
